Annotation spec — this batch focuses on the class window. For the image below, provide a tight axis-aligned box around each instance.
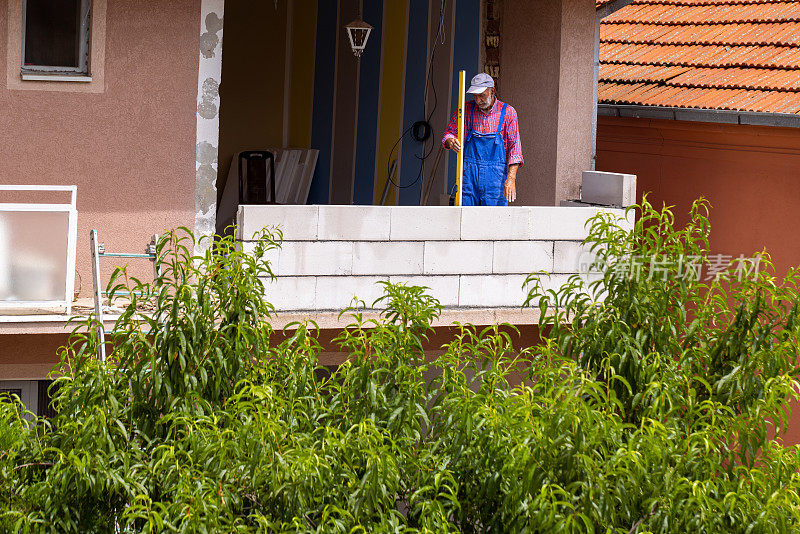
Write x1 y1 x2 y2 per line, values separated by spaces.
37 380 59 419
0 388 23 401
0 381 47 419
22 0 91 75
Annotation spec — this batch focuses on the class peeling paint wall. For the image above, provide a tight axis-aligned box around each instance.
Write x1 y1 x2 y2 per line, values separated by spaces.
195 0 225 249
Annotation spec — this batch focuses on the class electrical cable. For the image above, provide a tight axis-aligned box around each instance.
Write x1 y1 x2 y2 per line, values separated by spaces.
385 0 447 193
411 120 431 142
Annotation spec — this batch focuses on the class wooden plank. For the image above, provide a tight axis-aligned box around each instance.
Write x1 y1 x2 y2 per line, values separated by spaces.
285 150 306 204
286 150 303 201
288 151 307 204
272 148 289 203
277 150 301 204
295 150 319 204
269 149 287 202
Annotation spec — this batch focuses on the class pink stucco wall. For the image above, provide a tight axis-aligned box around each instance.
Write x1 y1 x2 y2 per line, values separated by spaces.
0 0 201 296
502 0 596 206
598 115 800 445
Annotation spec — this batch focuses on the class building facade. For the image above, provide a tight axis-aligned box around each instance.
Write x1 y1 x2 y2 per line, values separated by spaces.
1 0 628 413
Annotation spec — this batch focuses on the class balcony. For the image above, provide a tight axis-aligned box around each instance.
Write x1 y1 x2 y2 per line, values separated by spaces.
1 195 632 335
237 204 631 329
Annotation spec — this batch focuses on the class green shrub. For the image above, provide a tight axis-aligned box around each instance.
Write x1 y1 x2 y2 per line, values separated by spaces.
1 199 800 533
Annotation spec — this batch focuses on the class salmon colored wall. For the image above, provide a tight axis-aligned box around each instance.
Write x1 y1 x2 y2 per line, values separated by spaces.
0 334 68 379
0 0 201 297
597 116 800 276
597 115 800 444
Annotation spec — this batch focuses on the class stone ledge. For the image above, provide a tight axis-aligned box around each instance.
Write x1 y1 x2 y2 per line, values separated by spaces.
267 307 547 330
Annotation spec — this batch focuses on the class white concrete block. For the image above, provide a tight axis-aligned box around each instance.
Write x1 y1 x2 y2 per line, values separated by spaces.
620 208 636 231
493 241 554 274
458 273 576 309
553 241 592 273
315 276 388 310
460 206 533 240
528 271 607 304
388 275 460 307
390 207 461 240
262 276 317 311
237 205 318 241
581 171 636 207
352 242 424 275
318 206 391 241
424 241 493 275
240 241 281 271
530 207 603 240
581 272 607 300
278 241 353 276
520 273 575 307
458 275 530 308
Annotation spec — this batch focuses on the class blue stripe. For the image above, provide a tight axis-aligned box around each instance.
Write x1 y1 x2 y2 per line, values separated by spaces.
307 0 339 205
352 1 383 205
447 0 480 197
397 0 429 206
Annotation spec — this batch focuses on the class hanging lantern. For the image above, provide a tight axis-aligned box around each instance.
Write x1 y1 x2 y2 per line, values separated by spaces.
345 17 373 58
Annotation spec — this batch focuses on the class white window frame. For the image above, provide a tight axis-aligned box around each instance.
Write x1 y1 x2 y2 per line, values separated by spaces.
20 0 91 76
0 185 78 317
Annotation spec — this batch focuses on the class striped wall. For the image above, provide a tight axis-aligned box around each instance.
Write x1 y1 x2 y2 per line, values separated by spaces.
447 0 481 198
288 0 481 206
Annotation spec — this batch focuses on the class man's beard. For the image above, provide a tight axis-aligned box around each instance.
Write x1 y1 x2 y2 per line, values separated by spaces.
478 96 494 110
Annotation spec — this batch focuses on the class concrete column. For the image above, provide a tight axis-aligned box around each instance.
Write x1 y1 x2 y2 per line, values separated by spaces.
500 0 596 206
194 0 225 251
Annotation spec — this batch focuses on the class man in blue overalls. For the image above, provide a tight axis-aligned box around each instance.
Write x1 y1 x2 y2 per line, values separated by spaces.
442 73 524 206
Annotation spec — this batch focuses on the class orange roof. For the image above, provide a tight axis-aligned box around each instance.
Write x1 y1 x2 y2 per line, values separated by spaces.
599 0 800 114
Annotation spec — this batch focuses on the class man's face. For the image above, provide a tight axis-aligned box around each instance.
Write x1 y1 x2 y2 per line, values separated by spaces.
473 88 495 110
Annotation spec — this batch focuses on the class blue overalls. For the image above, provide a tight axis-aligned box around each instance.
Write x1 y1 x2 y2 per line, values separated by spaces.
462 103 508 206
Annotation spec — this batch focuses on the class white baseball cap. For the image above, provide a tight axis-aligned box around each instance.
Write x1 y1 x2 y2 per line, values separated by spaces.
467 73 495 94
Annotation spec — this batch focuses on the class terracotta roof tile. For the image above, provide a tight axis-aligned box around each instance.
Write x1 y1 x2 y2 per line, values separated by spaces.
599 0 800 113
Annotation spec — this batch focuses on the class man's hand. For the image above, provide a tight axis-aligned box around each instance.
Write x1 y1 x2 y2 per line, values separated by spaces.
504 164 519 203
504 176 516 203
444 138 461 153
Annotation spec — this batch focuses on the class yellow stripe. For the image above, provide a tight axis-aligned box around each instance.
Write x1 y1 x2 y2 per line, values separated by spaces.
288 0 318 148
373 0 409 205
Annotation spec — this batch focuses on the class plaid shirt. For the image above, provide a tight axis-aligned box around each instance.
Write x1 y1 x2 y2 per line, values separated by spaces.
442 98 524 166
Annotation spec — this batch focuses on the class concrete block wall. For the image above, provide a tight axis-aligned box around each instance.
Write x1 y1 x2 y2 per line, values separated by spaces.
238 205 630 311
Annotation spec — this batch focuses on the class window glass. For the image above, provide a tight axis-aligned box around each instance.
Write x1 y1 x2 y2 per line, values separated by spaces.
24 0 82 69
0 211 70 302
0 388 23 400
38 380 58 418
